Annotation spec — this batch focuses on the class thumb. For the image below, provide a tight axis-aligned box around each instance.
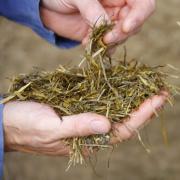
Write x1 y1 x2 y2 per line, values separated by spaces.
58 113 111 138
72 0 110 26
122 1 155 33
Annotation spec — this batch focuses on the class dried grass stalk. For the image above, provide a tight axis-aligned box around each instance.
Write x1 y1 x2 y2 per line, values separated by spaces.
0 23 179 169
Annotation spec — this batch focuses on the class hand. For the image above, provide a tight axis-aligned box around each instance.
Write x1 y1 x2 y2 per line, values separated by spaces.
103 0 156 45
40 0 155 45
3 92 167 156
3 101 110 155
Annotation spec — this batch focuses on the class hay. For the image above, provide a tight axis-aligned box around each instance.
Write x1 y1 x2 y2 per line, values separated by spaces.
0 23 178 169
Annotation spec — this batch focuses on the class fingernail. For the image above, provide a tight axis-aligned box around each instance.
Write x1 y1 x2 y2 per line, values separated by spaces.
91 120 109 134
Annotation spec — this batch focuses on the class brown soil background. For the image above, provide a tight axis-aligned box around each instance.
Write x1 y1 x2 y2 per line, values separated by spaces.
0 1 180 180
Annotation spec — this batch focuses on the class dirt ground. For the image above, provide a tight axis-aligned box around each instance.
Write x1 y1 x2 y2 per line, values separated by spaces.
0 0 180 180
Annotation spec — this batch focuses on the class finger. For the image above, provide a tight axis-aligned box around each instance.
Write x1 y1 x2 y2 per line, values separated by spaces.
106 7 122 21
119 5 131 19
101 0 125 7
82 6 122 45
82 28 92 46
103 21 129 44
41 0 78 13
82 25 128 46
103 6 130 44
58 113 111 138
103 22 141 45
111 91 168 144
72 0 111 26
40 7 88 41
122 0 156 33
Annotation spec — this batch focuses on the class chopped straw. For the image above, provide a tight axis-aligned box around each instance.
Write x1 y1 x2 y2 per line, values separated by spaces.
0 23 179 169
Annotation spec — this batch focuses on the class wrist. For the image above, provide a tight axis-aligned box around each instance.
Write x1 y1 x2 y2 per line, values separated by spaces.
0 98 4 180
3 103 20 152
3 104 13 152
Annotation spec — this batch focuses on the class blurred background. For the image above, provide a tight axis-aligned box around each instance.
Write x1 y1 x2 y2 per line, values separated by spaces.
0 0 180 180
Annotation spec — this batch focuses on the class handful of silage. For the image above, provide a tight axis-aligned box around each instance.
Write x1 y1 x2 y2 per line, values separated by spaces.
0 24 178 168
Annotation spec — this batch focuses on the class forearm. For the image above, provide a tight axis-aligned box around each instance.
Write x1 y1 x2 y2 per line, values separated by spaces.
0 0 79 48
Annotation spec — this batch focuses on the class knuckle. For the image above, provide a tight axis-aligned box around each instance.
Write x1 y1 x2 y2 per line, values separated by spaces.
120 123 137 140
123 130 134 140
116 129 132 141
112 124 132 141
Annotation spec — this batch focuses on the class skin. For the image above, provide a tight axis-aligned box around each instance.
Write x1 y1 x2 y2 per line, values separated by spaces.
3 0 160 157
40 0 155 45
3 92 168 155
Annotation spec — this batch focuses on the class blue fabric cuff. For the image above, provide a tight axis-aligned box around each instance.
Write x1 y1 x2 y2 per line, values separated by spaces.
0 0 80 48
0 98 4 179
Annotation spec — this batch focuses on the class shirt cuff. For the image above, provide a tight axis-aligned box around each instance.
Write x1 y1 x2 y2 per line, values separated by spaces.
0 0 80 48
0 98 4 179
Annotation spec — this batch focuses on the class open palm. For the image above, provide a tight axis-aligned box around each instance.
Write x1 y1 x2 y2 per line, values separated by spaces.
3 92 167 155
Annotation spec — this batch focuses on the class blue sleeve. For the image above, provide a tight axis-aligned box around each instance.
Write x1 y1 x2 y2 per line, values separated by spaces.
0 0 80 48
0 98 4 179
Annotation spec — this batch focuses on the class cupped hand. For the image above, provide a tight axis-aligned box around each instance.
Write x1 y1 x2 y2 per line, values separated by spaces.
40 0 155 45
3 92 167 156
